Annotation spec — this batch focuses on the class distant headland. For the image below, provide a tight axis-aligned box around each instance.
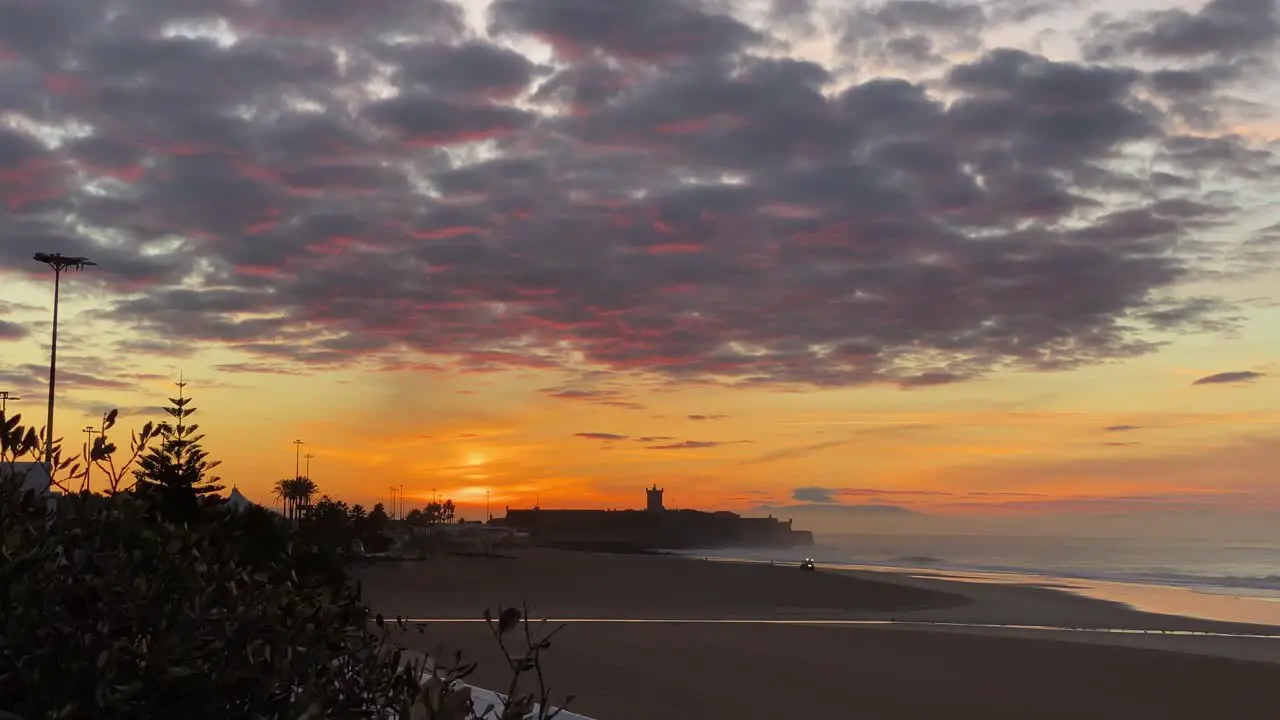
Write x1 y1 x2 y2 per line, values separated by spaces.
496 485 815 552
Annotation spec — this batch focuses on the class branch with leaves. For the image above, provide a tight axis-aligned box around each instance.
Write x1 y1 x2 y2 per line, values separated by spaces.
0 411 81 494
484 605 574 720
89 408 158 495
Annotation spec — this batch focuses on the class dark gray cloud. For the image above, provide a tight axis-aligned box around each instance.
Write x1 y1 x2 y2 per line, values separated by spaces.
757 503 921 515
489 0 762 62
213 362 309 375
687 414 727 420
574 432 629 441
391 41 542 100
840 0 987 67
1103 425 1142 432
365 93 535 146
792 486 836 503
0 320 30 341
1084 0 1279 63
987 0 1085 24
573 432 741 448
645 440 741 450
791 486 953 503
0 0 1272 391
541 386 644 410
0 362 133 394
1192 370 1265 385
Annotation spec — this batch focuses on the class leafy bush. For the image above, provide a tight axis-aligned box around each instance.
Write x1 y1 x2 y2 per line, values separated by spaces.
0 485 427 717
0 410 577 719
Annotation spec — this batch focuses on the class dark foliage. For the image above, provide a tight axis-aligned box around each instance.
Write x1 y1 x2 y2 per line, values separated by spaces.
0 487 428 718
0 410 576 720
132 382 224 523
405 500 457 526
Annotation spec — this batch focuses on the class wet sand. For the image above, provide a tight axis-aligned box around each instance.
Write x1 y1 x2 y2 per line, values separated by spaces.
357 549 1280 719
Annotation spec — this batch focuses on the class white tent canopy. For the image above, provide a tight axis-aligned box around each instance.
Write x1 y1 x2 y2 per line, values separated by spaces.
3 462 53 495
224 486 257 511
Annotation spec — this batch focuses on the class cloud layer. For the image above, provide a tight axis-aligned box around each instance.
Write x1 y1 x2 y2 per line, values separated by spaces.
2 0 1277 390
1192 370 1265 385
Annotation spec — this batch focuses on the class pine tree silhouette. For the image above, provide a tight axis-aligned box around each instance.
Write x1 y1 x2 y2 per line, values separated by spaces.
133 375 223 521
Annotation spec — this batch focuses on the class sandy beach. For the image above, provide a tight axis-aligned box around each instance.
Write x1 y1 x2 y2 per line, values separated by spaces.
357 549 1280 718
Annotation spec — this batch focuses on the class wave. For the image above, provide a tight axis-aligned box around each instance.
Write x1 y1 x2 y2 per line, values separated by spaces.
814 557 1280 596
886 561 1280 595
680 544 1280 597
1097 572 1280 592
877 559 1280 594
889 555 942 565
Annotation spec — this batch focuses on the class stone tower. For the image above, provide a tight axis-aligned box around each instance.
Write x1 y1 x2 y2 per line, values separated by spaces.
646 485 665 512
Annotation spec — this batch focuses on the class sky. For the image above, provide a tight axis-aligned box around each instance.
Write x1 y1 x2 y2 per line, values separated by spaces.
1 0 1279 534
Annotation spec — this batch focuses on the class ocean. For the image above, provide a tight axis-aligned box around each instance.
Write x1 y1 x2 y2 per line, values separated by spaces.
690 533 1280 625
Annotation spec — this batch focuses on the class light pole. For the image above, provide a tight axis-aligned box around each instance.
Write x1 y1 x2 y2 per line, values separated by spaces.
293 439 304 479
82 426 99 492
33 252 95 469
0 391 19 414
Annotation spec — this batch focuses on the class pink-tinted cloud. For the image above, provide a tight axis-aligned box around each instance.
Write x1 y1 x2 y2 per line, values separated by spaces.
0 0 1274 393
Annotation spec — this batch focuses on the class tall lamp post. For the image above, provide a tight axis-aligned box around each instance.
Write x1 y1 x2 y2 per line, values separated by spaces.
82 425 99 492
33 252 95 469
293 439 304 479
0 391 19 414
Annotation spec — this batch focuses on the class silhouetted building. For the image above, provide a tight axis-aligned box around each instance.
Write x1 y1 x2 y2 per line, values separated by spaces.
646 485 664 512
501 488 814 550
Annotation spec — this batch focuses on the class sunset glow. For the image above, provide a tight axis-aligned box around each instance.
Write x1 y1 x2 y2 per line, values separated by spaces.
1 0 1278 534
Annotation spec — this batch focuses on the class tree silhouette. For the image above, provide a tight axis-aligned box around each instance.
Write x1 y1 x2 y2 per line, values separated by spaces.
272 477 315 523
272 477 291 518
133 379 223 522
427 499 456 524
283 476 317 521
368 502 389 529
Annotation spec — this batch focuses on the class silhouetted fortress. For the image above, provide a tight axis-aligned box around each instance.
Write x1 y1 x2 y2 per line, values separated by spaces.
500 486 814 551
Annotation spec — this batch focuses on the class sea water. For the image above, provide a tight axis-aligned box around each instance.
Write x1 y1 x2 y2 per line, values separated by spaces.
688 533 1280 626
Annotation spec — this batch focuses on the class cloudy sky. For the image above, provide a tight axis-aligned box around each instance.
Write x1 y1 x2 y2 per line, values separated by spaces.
1 0 1278 528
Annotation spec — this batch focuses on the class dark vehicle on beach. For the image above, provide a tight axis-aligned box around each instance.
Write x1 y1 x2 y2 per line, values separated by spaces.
800 558 816 571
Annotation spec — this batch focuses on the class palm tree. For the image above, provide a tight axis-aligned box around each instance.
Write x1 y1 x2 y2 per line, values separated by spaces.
283 476 318 522
299 476 317 512
272 478 291 518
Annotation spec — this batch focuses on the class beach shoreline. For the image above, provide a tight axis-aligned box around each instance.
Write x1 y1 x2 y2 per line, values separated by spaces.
687 550 1280 629
359 548 1280 634
358 548 1280 719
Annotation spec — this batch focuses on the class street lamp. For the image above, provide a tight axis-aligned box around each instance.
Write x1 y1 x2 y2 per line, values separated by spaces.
0 391 19 414
82 425 100 492
32 252 95 469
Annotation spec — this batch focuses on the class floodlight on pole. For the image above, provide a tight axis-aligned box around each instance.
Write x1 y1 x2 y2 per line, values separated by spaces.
293 439 304 479
303 452 314 479
82 426 99 492
33 252 95 469
0 391 19 414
